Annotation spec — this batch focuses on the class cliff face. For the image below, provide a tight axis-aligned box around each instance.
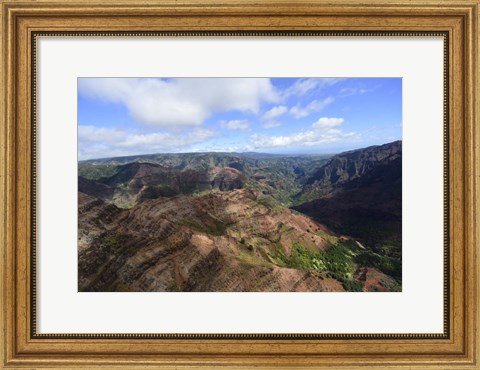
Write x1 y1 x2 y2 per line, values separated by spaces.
302 141 402 195
294 141 402 269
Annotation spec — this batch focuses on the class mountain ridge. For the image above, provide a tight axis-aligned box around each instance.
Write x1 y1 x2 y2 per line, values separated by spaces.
78 140 402 292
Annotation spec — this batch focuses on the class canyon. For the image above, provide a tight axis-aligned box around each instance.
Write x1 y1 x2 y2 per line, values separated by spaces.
78 141 402 292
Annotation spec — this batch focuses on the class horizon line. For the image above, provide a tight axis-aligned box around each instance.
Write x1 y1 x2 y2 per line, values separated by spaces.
79 140 402 162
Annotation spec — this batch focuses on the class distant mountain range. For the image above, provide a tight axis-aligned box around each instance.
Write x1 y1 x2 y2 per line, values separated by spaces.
78 141 402 292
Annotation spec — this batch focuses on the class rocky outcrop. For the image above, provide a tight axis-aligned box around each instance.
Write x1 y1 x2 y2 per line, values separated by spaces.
208 167 247 192
302 140 401 196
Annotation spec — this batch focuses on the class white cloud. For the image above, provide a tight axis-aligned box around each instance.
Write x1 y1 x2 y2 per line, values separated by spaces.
261 105 287 129
289 96 334 119
339 87 370 97
312 117 344 129
262 121 282 129
250 117 357 149
78 125 127 143
78 125 216 160
220 119 251 131
190 143 250 153
283 78 345 98
78 78 280 129
262 105 288 121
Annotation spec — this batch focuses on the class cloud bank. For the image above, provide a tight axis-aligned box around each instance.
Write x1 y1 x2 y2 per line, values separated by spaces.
79 78 279 129
250 117 356 149
78 125 216 159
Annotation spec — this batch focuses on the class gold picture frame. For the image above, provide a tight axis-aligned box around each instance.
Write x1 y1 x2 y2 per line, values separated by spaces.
1 0 478 368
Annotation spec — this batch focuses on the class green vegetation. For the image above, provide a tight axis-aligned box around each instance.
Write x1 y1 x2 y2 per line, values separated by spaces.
314 228 339 246
113 281 133 292
237 248 270 269
327 272 363 292
101 235 120 249
254 194 285 214
263 238 401 291
78 163 119 180
283 241 348 275
265 240 359 291
337 219 401 254
355 250 402 279
178 217 228 237
191 189 212 197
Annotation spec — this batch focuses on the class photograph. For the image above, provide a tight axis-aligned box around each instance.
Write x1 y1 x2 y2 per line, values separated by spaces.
77 77 402 292
4 0 479 366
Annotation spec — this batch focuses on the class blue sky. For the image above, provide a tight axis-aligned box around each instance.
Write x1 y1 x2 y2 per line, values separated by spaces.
78 77 402 160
